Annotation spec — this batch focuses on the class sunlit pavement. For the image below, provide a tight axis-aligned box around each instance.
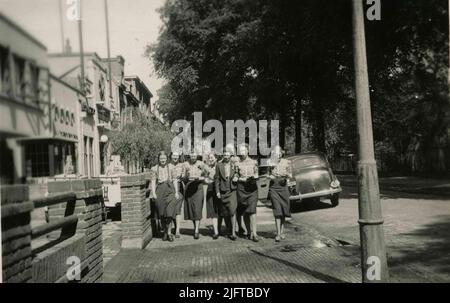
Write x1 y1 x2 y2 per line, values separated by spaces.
290 186 450 282
101 184 450 283
102 203 362 283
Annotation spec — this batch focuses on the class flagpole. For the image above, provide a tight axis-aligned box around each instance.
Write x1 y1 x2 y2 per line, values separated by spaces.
58 0 65 52
78 0 85 92
104 0 114 109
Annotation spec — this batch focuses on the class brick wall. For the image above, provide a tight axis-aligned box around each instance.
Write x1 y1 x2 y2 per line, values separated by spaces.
1 185 33 283
2 179 105 283
46 179 104 283
120 174 152 249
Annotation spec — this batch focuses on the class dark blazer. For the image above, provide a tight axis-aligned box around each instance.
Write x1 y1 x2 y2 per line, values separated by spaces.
215 161 237 193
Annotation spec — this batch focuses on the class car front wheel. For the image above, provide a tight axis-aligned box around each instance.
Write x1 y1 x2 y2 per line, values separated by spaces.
330 194 339 207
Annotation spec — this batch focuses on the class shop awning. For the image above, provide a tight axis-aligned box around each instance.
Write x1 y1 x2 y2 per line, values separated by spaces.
13 136 79 143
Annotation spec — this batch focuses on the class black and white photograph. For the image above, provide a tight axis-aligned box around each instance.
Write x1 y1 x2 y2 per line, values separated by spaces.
0 0 449 287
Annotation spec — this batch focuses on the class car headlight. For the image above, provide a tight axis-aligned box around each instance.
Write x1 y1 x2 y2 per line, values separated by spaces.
330 179 340 188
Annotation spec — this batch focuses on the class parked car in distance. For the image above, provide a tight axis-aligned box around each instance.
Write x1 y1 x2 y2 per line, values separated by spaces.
100 177 122 221
257 152 341 207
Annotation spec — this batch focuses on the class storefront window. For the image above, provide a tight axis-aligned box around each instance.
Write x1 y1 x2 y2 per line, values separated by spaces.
0 46 11 96
0 139 14 184
89 138 94 177
84 136 88 177
25 142 50 177
14 56 25 100
52 142 77 176
53 143 64 176
100 142 106 175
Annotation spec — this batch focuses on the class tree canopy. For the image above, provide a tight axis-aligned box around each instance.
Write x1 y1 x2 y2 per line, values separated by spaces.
110 110 173 170
148 0 449 174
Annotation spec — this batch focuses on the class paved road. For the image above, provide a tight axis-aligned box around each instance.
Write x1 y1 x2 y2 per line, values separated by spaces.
102 204 362 283
289 186 450 282
102 184 450 283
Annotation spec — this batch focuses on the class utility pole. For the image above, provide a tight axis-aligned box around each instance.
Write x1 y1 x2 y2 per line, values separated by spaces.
104 0 114 110
351 0 389 282
78 0 85 93
446 0 450 164
0 189 2 283
78 0 88 179
58 0 65 52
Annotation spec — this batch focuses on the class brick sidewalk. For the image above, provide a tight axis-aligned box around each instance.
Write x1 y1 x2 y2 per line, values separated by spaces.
102 205 362 283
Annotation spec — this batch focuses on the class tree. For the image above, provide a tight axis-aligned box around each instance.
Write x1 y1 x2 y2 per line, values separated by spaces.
149 0 449 174
109 112 173 171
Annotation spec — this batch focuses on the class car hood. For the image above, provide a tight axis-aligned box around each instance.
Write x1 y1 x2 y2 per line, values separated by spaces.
294 167 332 194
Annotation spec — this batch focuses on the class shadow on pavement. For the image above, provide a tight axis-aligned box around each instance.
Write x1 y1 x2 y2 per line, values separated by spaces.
290 199 335 214
179 227 215 237
388 215 450 279
340 186 449 201
249 249 346 283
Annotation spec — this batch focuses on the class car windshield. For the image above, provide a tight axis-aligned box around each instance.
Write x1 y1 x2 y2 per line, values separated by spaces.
293 156 326 168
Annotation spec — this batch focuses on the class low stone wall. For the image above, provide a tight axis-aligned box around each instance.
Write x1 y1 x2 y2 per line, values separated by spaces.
120 174 152 249
32 234 87 283
1 178 104 283
1 185 33 282
47 179 104 283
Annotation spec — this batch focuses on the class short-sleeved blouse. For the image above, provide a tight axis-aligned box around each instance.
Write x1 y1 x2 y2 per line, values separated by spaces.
169 162 186 180
150 165 171 183
270 158 292 178
235 157 258 178
185 161 205 179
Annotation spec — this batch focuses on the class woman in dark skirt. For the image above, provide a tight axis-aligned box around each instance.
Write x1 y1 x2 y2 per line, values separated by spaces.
268 146 293 242
149 151 179 242
235 144 260 242
184 152 206 239
204 153 220 239
224 143 246 237
215 149 238 240
169 152 186 238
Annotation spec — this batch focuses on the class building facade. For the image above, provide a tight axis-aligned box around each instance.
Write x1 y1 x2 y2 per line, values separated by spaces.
48 52 115 177
0 13 51 184
123 76 153 124
1 13 155 184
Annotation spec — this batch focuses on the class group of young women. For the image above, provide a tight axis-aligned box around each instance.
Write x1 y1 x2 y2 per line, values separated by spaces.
149 144 292 243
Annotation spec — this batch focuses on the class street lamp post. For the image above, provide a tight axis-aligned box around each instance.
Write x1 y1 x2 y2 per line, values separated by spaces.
351 0 389 282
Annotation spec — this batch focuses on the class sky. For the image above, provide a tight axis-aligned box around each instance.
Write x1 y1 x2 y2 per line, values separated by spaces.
0 0 166 105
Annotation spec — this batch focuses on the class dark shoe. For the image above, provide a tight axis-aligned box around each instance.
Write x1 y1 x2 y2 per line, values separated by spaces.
194 233 200 240
162 234 168 241
213 234 219 240
168 235 174 242
238 229 247 238
229 235 237 241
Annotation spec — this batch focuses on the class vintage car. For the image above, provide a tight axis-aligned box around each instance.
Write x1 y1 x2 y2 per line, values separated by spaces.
257 152 341 206
287 152 341 206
